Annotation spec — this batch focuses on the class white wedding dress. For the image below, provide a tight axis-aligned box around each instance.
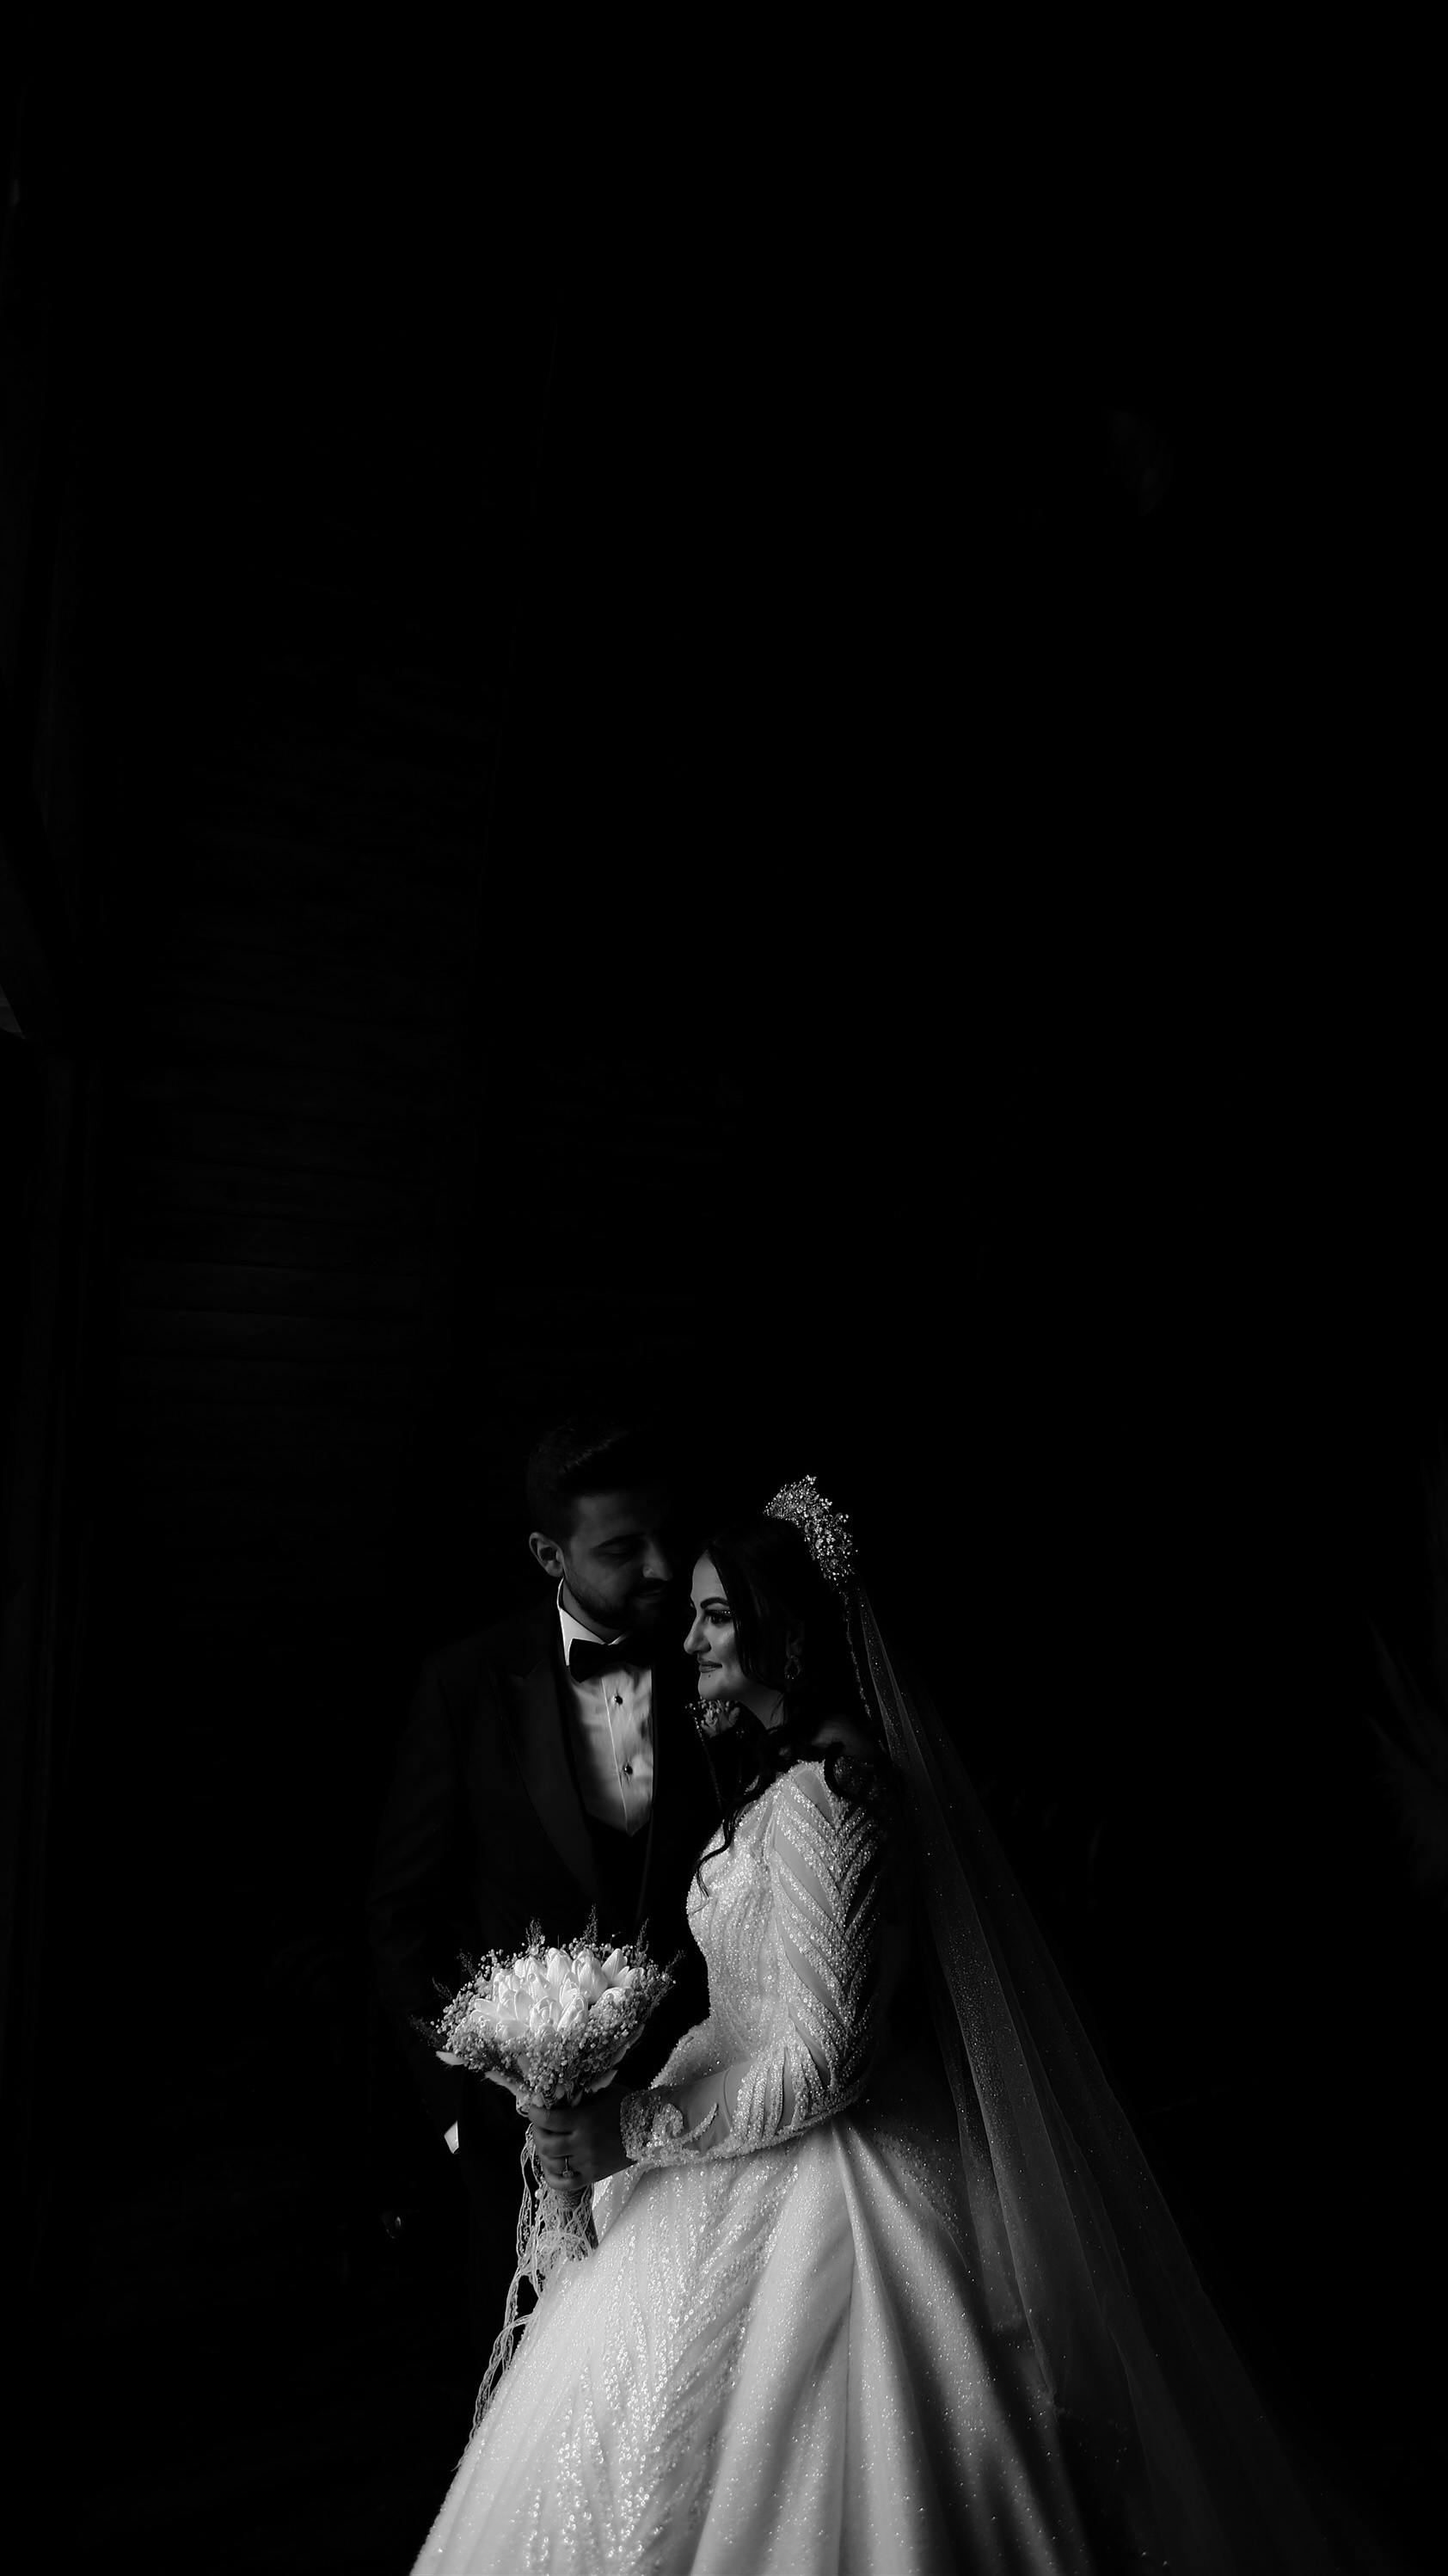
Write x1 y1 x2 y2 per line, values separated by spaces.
410 1760 1096 2574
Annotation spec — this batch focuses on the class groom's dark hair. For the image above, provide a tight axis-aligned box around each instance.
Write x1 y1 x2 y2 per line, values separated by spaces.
525 1416 670 1542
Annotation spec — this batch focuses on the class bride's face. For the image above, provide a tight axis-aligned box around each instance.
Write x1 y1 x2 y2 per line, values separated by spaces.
683 1557 751 1705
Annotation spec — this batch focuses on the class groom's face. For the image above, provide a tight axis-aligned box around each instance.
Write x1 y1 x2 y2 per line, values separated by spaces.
555 1485 678 1636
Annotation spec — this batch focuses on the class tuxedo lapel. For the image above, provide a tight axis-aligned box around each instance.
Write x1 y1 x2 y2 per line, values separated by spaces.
499 1628 600 1904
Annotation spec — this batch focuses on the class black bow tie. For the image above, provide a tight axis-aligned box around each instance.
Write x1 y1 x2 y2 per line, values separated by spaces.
568 1634 648 1685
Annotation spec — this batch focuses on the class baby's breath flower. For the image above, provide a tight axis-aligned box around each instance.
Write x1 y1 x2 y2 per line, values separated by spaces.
416 1921 677 2109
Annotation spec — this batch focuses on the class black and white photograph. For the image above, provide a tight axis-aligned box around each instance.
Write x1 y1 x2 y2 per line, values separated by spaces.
0 17 1437 2573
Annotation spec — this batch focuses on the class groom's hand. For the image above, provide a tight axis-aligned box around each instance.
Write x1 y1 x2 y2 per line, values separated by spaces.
525 2093 629 2189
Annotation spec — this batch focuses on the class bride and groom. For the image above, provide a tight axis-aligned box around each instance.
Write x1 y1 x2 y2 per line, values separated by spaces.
370 1417 1344 2573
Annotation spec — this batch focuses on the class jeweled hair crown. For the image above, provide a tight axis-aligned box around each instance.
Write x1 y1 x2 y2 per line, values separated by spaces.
762 1474 856 1598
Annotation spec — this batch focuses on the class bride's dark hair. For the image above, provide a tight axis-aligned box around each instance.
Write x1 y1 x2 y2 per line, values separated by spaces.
693 1513 893 1887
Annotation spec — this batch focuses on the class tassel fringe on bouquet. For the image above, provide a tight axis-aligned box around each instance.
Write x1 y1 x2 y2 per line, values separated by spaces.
469 2124 598 2436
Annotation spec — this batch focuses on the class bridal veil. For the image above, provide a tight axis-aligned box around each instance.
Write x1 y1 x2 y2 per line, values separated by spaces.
854 1584 1341 2576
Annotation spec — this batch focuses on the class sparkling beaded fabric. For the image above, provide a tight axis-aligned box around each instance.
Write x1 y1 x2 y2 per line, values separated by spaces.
410 1761 1095 2574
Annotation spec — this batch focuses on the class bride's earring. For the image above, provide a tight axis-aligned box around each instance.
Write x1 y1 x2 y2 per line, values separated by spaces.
783 1645 803 1692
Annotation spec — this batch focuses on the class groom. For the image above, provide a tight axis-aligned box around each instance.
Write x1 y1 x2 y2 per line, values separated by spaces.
367 1417 719 2354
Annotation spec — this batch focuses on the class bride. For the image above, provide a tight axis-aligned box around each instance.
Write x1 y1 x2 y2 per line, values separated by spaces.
410 1479 1342 2574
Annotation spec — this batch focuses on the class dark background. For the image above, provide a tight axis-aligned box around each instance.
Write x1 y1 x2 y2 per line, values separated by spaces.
1 16 1440 2573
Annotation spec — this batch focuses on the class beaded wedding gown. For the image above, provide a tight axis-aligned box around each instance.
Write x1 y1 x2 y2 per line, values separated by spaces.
411 1758 1095 2574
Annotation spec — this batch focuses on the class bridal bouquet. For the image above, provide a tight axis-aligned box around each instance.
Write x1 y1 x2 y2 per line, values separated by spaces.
418 1919 677 2425
425 1922 675 2108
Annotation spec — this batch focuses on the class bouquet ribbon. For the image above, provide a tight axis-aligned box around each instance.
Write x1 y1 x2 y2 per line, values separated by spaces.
470 2068 616 2429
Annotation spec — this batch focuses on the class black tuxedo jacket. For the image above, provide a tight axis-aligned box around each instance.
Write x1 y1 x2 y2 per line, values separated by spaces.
367 1592 721 2150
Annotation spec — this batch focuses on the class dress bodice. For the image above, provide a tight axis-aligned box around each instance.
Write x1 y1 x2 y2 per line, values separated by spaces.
685 1772 792 2066
663 1758 894 2158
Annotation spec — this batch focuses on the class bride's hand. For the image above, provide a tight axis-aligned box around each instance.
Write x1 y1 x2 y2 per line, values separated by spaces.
525 2091 629 2189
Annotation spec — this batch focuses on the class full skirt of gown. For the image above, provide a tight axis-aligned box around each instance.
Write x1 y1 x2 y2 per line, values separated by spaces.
409 2025 1096 2576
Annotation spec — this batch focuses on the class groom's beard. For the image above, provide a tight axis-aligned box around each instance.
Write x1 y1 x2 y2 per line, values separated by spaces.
567 1571 676 1639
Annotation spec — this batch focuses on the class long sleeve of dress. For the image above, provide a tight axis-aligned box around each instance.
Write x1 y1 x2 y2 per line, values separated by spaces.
622 1763 893 2166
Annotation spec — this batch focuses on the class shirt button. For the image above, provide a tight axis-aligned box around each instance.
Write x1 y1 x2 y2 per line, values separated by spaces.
615 1693 623 1704
623 1764 633 1776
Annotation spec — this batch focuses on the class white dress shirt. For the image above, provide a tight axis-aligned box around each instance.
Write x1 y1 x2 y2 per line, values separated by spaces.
555 1586 654 1837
